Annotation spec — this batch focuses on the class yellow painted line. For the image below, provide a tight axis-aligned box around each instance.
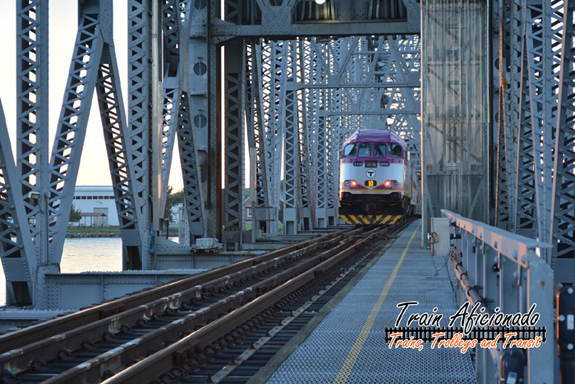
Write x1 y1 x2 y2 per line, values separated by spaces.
332 221 421 384
375 215 382 223
350 215 362 225
361 216 370 224
390 215 401 224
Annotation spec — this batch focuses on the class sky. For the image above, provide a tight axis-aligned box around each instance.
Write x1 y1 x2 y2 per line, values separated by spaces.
0 1 184 192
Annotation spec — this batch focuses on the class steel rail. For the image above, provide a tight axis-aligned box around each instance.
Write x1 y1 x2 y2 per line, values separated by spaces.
0 236 351 378
99 221 402 384
39 241 353 384
0 226 363 356
0 227 370 380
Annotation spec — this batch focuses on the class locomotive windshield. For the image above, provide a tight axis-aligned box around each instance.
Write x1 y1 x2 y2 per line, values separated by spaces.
374 143 387 157
358 143 371 157
389 143 403 158
343 144 357 157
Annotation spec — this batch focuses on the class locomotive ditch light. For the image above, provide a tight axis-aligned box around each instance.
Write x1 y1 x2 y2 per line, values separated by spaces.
384 180 398 187
351 180 357 187
343 180 351 187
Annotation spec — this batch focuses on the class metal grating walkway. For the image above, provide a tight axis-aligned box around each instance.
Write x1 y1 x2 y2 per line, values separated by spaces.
266 220 477 384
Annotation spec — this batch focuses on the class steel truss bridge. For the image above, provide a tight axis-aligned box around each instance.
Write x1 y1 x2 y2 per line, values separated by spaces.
0 0 572 350
0 0 422 308
0 0 574 382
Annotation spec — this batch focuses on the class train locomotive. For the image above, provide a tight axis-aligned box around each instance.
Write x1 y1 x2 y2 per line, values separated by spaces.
338 129 419 219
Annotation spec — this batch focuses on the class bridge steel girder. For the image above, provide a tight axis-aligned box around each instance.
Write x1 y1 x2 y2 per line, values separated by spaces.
0 0 147 308
187 0 220 240
96 44 145 271
16 0 49 271
0 103 37 306
513 1 562 253
177 92 207 242
127 0 157 269
48 0 145 279
524 1 562 252
278 36 422 229
284 85 299 234
251 40 288 236
247 41 271 238
216 0 420 39
497 0 523 232
514 37 537 240
222 40 246 248
159 0 208 246
160 0 184 213
296 41 312 231
551 0 575 284
47 4 107 268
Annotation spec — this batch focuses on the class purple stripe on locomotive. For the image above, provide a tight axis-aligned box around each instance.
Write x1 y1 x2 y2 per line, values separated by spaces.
340 129 406 164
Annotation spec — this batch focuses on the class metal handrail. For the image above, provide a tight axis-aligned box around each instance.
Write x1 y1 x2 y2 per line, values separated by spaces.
441 209 554 384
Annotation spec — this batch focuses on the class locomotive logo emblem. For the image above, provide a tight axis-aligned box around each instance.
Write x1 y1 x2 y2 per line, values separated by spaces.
366 170 376 179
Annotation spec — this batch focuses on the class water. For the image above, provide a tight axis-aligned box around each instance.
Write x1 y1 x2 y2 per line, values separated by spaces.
0 238 124 306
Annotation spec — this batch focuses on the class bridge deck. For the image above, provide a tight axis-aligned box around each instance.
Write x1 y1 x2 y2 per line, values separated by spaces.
264 220 477 383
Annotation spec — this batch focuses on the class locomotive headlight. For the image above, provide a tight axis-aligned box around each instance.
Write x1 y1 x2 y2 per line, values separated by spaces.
343 180 351 187
384 180 398 187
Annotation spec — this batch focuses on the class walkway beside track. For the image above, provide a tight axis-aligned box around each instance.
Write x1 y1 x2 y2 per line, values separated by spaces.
264 219 477 384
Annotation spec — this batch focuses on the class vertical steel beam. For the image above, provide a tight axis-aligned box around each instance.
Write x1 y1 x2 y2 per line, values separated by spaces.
283 42 298 234
245 42 258 239
251 41 271 237
128 0 154 268
551 0 575 283
16 0 49 271
499 0 523 232
0 102 36 306
160 0 183 209
222 40 246 248
514 33 537 238
297 40 312 230
524 0 563 258
96 43 145 270
187 0 219 239
177 92 207 241
495 0 509 228
253 40 287 235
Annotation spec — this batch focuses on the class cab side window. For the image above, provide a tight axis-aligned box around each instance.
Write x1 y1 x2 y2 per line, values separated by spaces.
374 143 387 157
389 143 403 158
343 143 357 157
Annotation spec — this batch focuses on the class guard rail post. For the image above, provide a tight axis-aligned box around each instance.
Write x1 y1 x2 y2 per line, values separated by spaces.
557 285 575 384
441 209 554 384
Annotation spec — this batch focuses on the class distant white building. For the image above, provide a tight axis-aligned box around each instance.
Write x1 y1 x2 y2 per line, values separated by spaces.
72 186 118 227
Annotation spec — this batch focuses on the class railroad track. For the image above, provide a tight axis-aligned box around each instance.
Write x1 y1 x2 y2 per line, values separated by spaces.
0 218 412 384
